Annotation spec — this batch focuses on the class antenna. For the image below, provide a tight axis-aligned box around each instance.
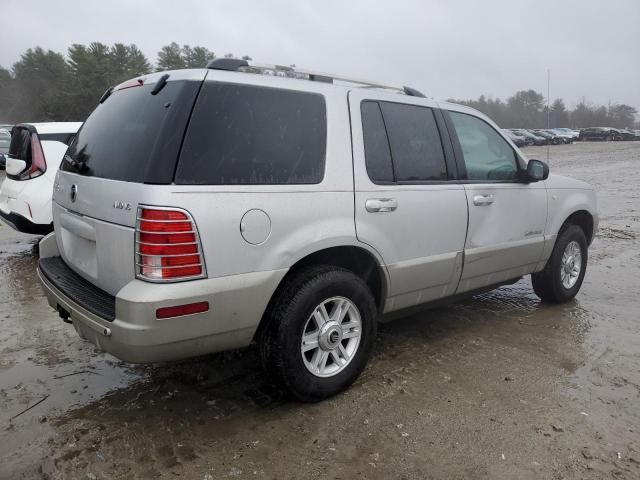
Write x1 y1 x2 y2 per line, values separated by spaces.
546 69 551 163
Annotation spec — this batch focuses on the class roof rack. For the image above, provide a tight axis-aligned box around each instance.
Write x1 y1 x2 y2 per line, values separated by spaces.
206 58 425 98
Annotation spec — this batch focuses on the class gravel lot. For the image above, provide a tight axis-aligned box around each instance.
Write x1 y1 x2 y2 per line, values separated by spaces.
1 141 639 480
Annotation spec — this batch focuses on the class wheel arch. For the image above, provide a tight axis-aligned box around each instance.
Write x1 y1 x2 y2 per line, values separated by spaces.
253 244 389 342
560 209 595 245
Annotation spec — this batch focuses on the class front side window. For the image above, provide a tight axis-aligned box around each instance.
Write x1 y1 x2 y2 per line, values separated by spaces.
448 111 519 181
176 83 326 185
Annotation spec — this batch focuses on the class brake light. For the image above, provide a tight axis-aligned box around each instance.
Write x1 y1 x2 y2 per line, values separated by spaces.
116 78 145 91
20 133 46 179
135 207 206 281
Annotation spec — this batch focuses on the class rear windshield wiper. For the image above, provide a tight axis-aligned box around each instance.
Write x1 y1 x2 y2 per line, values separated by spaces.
151 74 170 95
99 87 113 104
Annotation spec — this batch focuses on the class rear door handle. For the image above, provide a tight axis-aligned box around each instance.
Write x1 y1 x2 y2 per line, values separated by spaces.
365 198 398 213
473 194 495 206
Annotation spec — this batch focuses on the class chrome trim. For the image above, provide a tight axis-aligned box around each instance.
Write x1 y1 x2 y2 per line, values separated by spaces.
135 240 199 247
136 229 197 235
137 252 201 259
135 262 203 269
136 217 193 223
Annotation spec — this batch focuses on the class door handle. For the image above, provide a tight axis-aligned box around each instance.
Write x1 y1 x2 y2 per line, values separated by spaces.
473 194 495 206
365 198 398 213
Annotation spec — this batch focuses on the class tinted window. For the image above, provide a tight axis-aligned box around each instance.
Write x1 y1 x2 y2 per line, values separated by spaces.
449 111 518 181
361 101 393 183
379 102 447 182
61 80 201 183
8 127 32 161
176 83 326 185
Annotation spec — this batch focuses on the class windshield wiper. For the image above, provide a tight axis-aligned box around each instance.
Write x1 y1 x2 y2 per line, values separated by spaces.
151 74 170 95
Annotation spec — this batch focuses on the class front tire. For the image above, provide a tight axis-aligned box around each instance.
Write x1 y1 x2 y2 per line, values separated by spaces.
259 266 377 402
532 225 588 303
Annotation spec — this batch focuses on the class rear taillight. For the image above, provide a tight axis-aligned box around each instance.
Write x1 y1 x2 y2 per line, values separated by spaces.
135 206 206 282
19 133 46 180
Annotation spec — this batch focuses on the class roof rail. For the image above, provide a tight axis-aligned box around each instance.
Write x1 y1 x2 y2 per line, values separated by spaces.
206 59 426 97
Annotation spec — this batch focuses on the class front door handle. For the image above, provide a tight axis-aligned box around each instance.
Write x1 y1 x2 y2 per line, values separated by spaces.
473 194 495 206
365 198 398 213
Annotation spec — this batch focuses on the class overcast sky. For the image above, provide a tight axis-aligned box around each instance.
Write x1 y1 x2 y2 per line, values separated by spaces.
1 0 639 109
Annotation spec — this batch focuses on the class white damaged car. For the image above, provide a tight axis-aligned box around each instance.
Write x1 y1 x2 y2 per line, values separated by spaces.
0 122 81 234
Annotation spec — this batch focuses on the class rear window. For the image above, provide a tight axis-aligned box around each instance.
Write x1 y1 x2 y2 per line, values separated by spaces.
175 83 326 185
61 80 201 184
8 126 32 161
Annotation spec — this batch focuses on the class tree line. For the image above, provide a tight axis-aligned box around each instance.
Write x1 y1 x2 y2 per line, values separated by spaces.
448 90 638 129
0 42 250 123
1 42 637 129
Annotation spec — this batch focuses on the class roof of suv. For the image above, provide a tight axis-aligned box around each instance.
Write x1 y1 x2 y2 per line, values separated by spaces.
20 122 83 134
110 62 502 128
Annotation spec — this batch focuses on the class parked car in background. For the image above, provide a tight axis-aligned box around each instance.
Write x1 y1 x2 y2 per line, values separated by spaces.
502 129 528 147
617 129 640 141
511 129 547 146
0 122 82 234
36 61 597 402
552 128 579 142
579 127 621 141
531 129 560 145
0 128 10 170
548 129 574 144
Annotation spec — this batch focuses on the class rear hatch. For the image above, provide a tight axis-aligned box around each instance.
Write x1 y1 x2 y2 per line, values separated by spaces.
52 70 206 295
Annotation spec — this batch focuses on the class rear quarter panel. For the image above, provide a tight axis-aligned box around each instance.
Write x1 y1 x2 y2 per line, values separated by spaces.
170 78 361 277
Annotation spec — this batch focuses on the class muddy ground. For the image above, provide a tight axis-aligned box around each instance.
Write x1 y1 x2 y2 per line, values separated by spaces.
1 141 639 480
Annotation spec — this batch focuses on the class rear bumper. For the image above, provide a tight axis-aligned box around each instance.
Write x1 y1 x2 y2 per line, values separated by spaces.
0 209 53 235
37 234 287 363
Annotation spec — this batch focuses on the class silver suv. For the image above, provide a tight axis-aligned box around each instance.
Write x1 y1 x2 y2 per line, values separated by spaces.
38 59 598 402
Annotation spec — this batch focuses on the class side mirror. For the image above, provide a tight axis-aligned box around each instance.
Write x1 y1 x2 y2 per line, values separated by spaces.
5 158 27 176
525 159 549 182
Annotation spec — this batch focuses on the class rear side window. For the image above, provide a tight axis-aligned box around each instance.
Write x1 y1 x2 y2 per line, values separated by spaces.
380 102 447 182
360 101 393 183
175 83 326 185
360 100 448 183
61 80 201 184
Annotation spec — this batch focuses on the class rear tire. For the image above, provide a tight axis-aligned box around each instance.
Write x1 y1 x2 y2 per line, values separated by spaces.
259 266 377 402
532 225 588 303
